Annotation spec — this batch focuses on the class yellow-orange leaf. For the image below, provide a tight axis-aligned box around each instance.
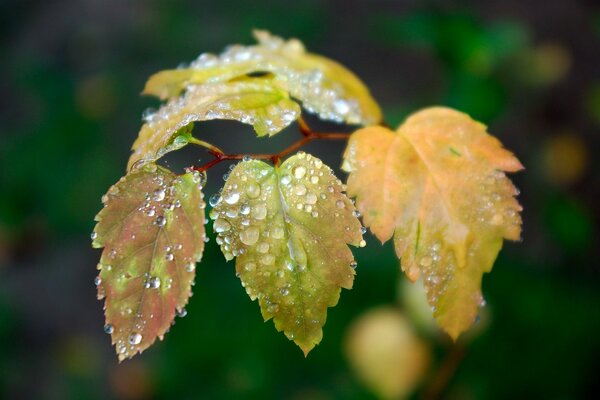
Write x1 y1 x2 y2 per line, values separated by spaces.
343 107 523 339
143 30 381 126
127 78 300 170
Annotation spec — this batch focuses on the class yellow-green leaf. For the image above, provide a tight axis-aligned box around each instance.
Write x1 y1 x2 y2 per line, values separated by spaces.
209 153 364 355
144 30 382 126
342 107 523 339
92 164 206 361
127 77 300 170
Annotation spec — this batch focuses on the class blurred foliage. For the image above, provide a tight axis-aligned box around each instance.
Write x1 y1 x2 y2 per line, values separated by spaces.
0 1 599 399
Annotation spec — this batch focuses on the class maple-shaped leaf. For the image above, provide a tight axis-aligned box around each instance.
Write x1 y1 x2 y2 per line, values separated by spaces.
342 107 523 339
92 164 206 360
127 77 300 170
209 153 364 355
144 30 381 126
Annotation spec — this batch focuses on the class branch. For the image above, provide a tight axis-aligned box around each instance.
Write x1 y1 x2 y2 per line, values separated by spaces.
189 117 351 173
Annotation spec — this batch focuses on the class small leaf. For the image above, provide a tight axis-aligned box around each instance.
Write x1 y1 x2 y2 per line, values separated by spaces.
210 153 364 355
144 30 381 126
128 78 300 170
343 107 523 339
92 164 206 361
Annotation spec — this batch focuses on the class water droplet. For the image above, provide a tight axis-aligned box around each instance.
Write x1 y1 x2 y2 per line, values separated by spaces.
360 227 367 234
293 166 307 179
294 184 307 196
252 204 267 220
336 200 345 209
239 226 260 245
359 240 366 247
310 176 319 184
420 256 433 267
280 174 292 185
213 218 231 233
224 192 240 204
146 276 161 289
90 231 97 240
177 308 188 317
209 194 221 207
246 183 261 198
153 188 166 201
103 324 114 334
305 192 317 204
185 262 196 272
94 276 102 286
257 242 270 253
350 261 358 269
240 203 251 215
155 215 166 227
271 226 285 239
128 332 142 345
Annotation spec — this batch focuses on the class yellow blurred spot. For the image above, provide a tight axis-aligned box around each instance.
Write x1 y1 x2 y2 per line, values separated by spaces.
516 42 571 87
532 42 571 85
76 74 117 120
541 133 588 185
344 307 431 400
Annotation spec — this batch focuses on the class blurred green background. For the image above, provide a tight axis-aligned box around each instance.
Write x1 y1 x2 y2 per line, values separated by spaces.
1 1 599 399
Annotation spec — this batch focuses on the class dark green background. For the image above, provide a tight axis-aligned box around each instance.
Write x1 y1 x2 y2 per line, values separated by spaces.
1 1 599 399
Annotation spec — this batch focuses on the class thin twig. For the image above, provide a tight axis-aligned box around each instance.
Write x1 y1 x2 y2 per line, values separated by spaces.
189 117 351 173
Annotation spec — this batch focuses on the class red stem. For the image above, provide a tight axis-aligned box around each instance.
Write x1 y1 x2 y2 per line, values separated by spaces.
190 118 351 173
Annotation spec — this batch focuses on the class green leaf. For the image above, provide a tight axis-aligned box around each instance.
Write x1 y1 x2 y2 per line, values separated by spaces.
209 153 364 355
144 30 382 126
128 77 300 170
92 164 206 361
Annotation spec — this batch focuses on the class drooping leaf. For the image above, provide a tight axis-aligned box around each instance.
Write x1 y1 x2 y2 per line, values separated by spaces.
144 30 382 126
209 153 364 355
92 164 206 360
342 107 523 339
127 77 300 170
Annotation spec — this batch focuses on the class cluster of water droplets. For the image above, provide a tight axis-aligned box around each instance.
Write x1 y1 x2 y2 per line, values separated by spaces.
164 30 369 128
93 168 207 360
470 169 522 237
208 153 365 344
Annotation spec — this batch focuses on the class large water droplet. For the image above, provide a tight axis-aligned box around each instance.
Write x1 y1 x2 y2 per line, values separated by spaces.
153 188 166 201
103 324 114 334
246 183 261 198
128 332 142 345
213 218 231 233
252 204 267 220
239 226 260 245
209 194 221 207
280 174 292 185
224 192 240 204
293 166 307 179
146 276 161 289
294 184 307 196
